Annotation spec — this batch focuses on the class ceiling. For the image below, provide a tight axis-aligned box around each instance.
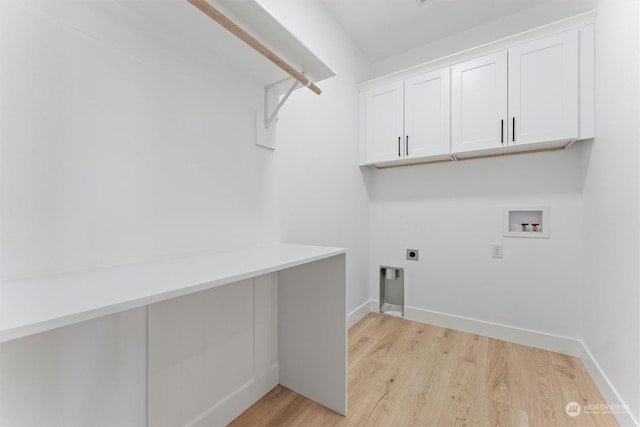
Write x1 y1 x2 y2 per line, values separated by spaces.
319 0 587 63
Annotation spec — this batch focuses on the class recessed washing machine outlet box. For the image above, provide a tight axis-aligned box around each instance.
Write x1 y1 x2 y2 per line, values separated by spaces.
503 206 550 238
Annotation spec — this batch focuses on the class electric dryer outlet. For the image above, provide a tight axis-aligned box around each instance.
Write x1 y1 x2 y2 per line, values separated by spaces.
406 249 419 261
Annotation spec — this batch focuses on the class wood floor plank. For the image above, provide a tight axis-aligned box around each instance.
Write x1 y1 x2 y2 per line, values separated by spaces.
460 332 489 366
229 314 620 427
347 313 382 368
391 355 452 425
548 351 619 426
437 359 486 426
348 331 378 370
405 321 440 358
484 339 523 426
435 333 488 426
369 355 422 403
515 344 575 427
517 409 530 427
346 356 388 415
392 327 464 426
368 316 413 365
228 385 299 427
347 312 378 341
343 387 403 427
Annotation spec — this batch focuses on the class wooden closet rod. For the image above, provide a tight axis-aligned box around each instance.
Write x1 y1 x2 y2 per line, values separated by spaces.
187 0 322 95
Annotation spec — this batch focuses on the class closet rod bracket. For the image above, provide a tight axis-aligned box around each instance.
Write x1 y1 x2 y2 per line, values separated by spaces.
265 77 300 129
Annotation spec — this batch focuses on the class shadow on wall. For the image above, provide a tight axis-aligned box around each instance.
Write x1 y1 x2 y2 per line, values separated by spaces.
364 142 591 201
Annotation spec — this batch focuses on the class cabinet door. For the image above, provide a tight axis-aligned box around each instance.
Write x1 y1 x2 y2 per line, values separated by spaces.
451 52 507 153
508 31 578 146
364 81 404 163
404 68 450 159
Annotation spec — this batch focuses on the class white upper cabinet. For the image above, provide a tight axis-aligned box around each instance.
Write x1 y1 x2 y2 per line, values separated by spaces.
451 52 508 153
363 81 404 164
358 15 595 168
361 68 451 165
452 31 579 154
508 31 579 146
404 68 451 159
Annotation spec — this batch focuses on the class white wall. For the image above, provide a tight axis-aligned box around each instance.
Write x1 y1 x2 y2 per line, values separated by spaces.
0 0 278 281
369 149 584 342
581 0 640 423
371 0 597 78
259 0 373 318
0 1 280 424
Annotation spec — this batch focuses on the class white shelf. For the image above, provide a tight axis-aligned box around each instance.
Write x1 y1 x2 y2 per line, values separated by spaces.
0 243 346 343
117 0 335 94
20 0 335 96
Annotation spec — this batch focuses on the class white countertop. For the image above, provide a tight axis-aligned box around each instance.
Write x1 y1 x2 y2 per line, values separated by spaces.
0 243 345 343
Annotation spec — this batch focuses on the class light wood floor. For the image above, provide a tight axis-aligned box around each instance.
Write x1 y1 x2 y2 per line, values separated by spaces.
230 313 619 426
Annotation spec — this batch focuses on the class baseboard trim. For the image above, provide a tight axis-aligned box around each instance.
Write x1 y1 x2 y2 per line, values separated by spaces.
579 342 639 426
347 299 376 329
367 300 582 356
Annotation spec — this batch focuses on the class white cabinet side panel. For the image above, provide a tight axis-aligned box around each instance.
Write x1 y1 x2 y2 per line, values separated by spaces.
0 308 146 426
278 254 347 415
579 25 595 139
358 91 367 166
